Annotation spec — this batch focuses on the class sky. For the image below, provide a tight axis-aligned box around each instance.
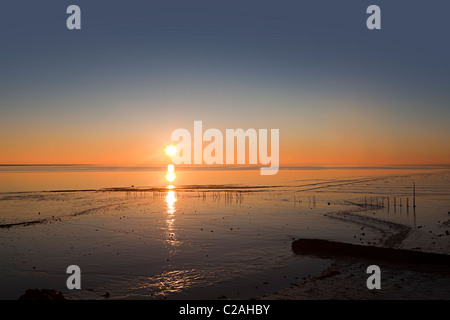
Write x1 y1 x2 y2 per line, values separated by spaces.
0 0 449 166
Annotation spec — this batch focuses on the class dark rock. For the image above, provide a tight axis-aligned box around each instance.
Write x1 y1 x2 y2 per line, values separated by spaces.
19 289 66 300
292 238 450 268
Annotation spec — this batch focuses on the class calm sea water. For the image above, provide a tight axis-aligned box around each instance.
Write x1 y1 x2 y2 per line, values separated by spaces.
0 166 449 299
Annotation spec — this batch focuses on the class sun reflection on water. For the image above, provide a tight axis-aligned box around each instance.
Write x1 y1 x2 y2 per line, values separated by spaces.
164 189 181 255
165 189 176 215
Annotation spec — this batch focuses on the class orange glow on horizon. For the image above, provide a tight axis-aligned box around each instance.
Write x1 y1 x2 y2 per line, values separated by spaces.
0 120 448 166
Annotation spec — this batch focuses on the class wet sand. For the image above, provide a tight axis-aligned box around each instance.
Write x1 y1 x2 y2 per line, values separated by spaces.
260 208 450 300
1 168 449 299
259 259 450 300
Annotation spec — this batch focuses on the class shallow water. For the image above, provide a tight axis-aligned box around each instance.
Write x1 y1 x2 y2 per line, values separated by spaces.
0 167 449 299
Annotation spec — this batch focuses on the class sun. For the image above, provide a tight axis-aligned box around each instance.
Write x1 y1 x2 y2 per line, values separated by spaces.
165 145 177 157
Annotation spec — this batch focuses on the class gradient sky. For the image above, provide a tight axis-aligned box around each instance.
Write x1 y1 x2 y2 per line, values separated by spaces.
1 0 449 166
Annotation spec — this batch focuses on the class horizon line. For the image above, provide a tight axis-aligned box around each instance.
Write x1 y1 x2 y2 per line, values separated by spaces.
1 164 449 170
